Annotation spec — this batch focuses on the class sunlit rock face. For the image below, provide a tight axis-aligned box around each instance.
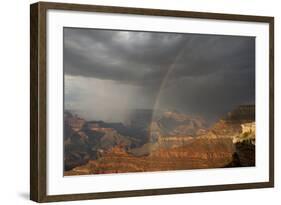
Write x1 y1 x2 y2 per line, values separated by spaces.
233 122 255 144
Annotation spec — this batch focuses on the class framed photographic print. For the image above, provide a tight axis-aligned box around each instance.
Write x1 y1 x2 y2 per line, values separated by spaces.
30 1 274 202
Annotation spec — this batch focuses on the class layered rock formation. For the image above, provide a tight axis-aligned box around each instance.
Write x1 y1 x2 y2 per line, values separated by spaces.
150 111 207 138
65 138 235 175
64 105 256 175
64 112 136 171
227 122 256 167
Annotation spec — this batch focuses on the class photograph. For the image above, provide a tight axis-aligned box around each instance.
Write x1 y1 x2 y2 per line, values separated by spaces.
29 2 274 202
63 28 256 176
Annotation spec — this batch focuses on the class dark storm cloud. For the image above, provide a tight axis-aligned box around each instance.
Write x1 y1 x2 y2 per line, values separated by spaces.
64 28 190 85
64 27 255 121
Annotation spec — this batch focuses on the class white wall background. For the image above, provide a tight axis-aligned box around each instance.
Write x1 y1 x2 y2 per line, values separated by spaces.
0 0 279 204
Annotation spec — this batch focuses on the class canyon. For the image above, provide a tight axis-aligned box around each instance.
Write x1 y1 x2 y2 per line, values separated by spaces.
64 105 255 175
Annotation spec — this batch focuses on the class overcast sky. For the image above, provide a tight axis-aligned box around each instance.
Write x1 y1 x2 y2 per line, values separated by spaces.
64 27 255 123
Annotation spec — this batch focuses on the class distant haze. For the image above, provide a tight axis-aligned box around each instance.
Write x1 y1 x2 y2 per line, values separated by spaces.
64 28 255 123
